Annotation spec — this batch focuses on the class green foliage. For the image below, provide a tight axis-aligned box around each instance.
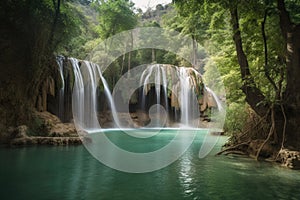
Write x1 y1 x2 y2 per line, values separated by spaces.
103 60 121 89
203 59 223 95
59 1 99 58
171 0 291 134
94 0 137 39
285 0 300 23
224 103 249 136
163 52 178 66
141 3 172 26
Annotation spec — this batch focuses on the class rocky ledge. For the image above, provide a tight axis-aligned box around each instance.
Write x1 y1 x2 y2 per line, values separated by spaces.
4 111 82 146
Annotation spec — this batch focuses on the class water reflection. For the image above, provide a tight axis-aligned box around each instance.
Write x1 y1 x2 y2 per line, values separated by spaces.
1 134 300 200
178 150 195 198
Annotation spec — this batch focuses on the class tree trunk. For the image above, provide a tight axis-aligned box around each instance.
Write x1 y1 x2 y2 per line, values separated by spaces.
230 1 300 149
192 35 197 68
229 6 269 117
127 31 133 77
277 0 300 148
128 51 131 77
121 53 125 74
152 48 155 63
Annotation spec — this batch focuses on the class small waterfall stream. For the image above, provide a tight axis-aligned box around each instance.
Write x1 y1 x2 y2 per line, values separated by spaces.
96 65 121 127
178 67 191 125
56 56 65 121
205 87 223 111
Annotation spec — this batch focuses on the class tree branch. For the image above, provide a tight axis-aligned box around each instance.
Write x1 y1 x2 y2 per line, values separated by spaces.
230 6 269 117
216 140 250 156
261 9 278 92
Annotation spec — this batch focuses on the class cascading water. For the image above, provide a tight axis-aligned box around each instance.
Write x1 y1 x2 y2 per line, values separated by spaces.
67 59 221 130
70 58 120 130
172 67 202 127
95 65 121 127
56 56 65 121
205 87 223 111
139 64 221 127
139 64 169 127
178 67 190 125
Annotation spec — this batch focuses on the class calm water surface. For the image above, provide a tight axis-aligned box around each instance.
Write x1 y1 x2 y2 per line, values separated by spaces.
0 130 300 200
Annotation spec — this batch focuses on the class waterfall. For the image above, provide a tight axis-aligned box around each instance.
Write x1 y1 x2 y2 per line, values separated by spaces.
95 65 121 127
139 64 169 127
66 59 221 130
139 64 221 127
205 87 223 111
178 67 191 126
161 66 168 118
70 58 120 130
140 65 155 110
56 56 65 121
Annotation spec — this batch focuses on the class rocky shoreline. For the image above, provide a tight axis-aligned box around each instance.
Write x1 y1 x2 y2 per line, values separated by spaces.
10 136 82 146
0 111 81 146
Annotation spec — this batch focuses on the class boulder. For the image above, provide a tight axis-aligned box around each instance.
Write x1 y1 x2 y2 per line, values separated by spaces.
277 149 300 170
34 111 77 137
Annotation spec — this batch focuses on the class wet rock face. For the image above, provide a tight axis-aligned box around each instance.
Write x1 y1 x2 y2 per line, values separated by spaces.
277 149 300 170
34 111 77 137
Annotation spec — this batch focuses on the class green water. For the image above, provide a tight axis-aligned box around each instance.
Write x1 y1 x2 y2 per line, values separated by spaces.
1 129 300 200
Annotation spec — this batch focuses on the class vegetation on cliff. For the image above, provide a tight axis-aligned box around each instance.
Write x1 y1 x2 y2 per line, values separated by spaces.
1 0 300 163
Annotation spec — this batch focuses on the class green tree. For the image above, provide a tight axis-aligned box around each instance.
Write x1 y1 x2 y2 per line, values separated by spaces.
60 0 100 59
173 0 300 153
168 1 209 67
93 0 137 77
95 0 137 39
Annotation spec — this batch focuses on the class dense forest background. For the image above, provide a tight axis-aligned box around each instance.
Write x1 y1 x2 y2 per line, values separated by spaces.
1 0 300 157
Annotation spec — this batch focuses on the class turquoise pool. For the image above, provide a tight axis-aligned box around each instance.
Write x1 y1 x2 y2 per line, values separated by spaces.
0 129 299 200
